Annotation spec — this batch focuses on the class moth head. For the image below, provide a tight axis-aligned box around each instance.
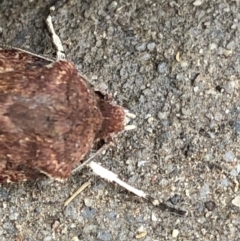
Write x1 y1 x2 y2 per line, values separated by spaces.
95 91 136 142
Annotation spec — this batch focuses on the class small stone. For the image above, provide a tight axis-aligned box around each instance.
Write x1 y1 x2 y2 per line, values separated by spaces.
97 230 112 241
193 0 203 6
232 195 240 207
223 81 235 94
158 62 167 73
230 168 238 177
220 178 229 187
147 42 156 51
226 41 236 50
205 211 212 218
138 52 151 61
223 48 232 57
43 236 52 241
209 43 217 50
137 160 146 167
136 231 147 239
169 194 181 205
157 112 167 119
181 107 190 116
180 61 188 68
71 237 80 241
152 199 160 206
151 164 158 170
204 201 216 211
84 198 94 207
151 212 158 221
135 43 147 51
185 189 190 198
107 212 117 220
199 183 210 198
108 1 118 10
148 117 154 124
120 68 128 78
83 224 97 234
193 86 199 92
172 229 179 238
98 82 108 91
223 151 235 162
176 73 183 81
9 212 19 221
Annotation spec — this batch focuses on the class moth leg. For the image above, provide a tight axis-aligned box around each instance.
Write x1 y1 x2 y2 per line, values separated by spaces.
72 143 112 174
46 15 66 60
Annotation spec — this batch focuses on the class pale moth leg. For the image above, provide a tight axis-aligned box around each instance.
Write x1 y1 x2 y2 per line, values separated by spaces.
46 15 66 60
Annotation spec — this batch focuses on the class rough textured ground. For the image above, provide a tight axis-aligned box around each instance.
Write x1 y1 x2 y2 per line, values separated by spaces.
0 0 240 240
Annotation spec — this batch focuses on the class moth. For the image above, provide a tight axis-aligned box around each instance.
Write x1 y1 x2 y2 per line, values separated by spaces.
0 16 135 183
0 15 185 215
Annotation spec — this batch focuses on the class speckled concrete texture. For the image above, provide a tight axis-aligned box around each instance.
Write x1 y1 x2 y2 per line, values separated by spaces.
0 0 240 240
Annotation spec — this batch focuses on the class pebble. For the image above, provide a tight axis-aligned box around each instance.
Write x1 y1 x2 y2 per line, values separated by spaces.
147 42 156 51
172 229 180 238
204 201 216 211
199 183 210 198
136 231 147 239
209 43 217 50
151 164 158 170
230 168 238 177
220 178 229 187
151 212 158 221
193 0 203 6
169 194 181 205
137 160 146 167
158 62 167 73
180 61 189 68
135 43 147 51
226 41 236 50
223 48 232 57
97 230 112 241
81 207 96 219
83 224 97 234
147 116 154 124
223 151 235 162
232 195 240 207
182 107 190 116
71 237 80 241
193 86 199 92
43 236 52 241
138 52 151 61
108 1 118 10
84 198 94 207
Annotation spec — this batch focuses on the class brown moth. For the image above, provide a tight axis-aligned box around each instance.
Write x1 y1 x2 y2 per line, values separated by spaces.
0 45 132 183
0 16 186 216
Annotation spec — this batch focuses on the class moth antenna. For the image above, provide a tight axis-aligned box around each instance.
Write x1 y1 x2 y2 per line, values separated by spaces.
46 15 66 60
89 161 146 197
89 161 186 216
